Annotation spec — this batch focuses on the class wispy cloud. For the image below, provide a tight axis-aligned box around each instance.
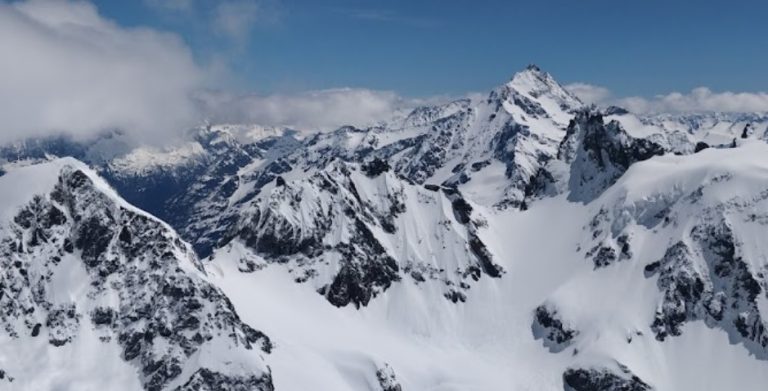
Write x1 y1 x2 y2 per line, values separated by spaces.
333 7 436 28
0 0 447 148
145 0 281 44
212 0 280 42
619 88 768 114
196 88 444 132
144 0 194 12
566 83 768 114
564 83 611 105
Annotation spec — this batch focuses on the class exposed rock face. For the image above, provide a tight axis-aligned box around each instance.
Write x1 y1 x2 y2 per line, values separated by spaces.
219 161 502 307
563 364 652 391
532 304 578 352
442 187 504 278
103 127 301 257
375 363 402 391
361 158 391 178
5 67 768 390
1 68 585 269
694 141 710 153
223 162 402 308
559 109 666 203
0 162 273 391
0 368 13 384
647 220 768 355
174 368 274 391
394 105 475 184
584 147 768 359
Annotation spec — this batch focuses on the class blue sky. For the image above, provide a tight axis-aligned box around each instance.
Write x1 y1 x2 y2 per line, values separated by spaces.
94 0 768 98
2 0 767 145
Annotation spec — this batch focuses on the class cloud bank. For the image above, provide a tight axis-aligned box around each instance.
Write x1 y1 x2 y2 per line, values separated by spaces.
6 0 766 150
0 0 206 145
563 83 611 106
566 83 768 114
0 0 413 145
196 88 422 132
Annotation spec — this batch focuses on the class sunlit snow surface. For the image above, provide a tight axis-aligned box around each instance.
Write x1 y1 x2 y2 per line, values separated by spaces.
202 142 768 391
5 135 768 391
4 67 768 390
0 159 272 391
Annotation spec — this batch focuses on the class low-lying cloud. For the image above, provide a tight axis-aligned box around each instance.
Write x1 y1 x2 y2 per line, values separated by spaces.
196 88 423 132
8 0 767 150
0 0 421 146
563 83 611 106
0 0 205 145
566 83 768 114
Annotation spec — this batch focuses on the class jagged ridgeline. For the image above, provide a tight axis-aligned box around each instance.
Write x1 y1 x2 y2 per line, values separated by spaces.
3 66 768 390
0 160 273 391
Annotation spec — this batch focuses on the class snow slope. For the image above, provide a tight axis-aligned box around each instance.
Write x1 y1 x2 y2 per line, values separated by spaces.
204 141 768 391
215 159 503 308
0 159 273 390
4 66 768 391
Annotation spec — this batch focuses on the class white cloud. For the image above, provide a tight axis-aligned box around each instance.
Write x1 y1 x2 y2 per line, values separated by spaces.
0 0 431 146
145 0 280 45
564 83 611 105
212 1 263 41
0 0 205 145
565 83 768 114
196 88 426 132
617 88 768 114
144 0 194 12
333 8 436 28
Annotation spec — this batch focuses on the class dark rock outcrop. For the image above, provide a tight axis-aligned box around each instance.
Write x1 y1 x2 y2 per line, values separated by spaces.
532 304 578 352
647 221 768 355
0 165 273 391
559 110 665 202
375 363 402 391
563 364 652 391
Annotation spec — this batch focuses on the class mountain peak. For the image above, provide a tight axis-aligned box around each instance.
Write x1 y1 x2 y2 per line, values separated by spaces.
500 65 584 120
509 64 560 92
525 63 543 72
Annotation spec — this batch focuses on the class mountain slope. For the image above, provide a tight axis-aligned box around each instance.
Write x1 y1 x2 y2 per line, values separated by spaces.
205 139 768 391
4 66 768 391
0 159 273 391
216 159 503 308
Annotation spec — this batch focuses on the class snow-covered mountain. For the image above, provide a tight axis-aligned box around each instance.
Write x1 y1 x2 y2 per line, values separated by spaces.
3 66 768 390
0 159 272 390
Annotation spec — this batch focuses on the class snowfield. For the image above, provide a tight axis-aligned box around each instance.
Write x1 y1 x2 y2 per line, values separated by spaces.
206 143 768 390
3 67 768 390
